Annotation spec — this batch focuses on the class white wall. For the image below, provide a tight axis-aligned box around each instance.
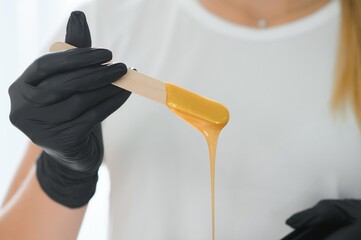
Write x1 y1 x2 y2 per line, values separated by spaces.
0 1 110 239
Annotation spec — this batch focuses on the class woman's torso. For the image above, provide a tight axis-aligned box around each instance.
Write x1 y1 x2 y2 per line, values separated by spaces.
83 0 361 239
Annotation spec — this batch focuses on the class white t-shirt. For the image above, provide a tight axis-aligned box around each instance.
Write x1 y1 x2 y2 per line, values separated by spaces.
78 0 361 239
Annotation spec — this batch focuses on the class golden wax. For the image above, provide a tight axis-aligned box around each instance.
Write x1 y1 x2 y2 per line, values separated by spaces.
165 83 230 240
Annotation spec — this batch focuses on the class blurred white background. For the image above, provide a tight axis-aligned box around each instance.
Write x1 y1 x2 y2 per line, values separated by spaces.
0 0 110 239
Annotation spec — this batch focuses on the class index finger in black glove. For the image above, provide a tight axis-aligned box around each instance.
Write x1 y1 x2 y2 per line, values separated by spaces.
286 199 360 228
21 47 113 88
18 62 126 106
283 199 361 240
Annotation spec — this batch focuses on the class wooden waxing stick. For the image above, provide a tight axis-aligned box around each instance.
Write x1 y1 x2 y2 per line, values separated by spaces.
49 42 166 104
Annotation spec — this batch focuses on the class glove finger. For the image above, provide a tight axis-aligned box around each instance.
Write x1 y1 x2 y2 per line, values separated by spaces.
286 200 351 229
73 89 131 135
29 85 122 124
286 208 318 229
22 63 126 105
65 11 91 48
21 47 112 86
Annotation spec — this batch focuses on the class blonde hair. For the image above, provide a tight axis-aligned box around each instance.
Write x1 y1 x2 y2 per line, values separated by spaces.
331 0 361 128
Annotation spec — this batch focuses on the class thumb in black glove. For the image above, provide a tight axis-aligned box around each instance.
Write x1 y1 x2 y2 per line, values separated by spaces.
8 11 130 208
283 199 361 240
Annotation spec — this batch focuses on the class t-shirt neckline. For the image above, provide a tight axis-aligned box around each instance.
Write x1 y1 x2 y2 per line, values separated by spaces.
179 0 340 41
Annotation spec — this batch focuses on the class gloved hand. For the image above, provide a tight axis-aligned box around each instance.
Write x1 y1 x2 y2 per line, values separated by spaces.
282 199 361 240
8 11 131 208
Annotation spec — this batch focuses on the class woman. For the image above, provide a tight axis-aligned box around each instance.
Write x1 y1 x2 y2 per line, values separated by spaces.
1 0 361 239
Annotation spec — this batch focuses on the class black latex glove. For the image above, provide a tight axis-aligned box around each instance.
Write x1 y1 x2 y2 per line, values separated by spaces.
282 199 361 240
8 11 130 208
